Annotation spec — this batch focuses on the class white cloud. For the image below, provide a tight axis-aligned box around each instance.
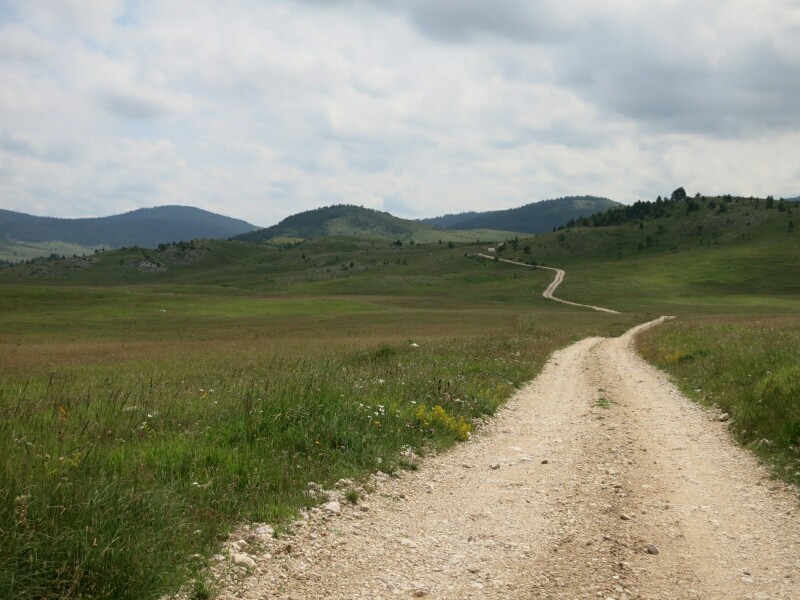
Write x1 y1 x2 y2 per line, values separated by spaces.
0 0 797 226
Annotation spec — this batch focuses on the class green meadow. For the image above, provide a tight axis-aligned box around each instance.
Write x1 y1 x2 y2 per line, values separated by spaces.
1 194 798 598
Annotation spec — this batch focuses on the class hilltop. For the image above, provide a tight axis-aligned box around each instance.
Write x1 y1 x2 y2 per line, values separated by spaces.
420 196 619 234
234 204 522 244
0 206 258 261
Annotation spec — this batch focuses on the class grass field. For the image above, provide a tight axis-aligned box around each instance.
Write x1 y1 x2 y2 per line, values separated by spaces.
1 194 798 598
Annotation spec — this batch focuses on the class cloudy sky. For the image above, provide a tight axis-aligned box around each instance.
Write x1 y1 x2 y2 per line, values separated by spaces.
1 0 798 226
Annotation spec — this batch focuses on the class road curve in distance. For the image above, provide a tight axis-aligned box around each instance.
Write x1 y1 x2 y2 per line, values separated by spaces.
474 254 620 314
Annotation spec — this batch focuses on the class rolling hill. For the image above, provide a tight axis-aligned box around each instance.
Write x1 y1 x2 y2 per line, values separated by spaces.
0 206 259 259
234 204 522 244
420 196 620 234
5 194 798 315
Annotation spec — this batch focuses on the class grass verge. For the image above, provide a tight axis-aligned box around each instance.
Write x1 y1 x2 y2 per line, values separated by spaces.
637 315 800 486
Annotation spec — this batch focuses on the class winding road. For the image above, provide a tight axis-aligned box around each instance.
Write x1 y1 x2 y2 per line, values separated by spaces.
474 254 621 314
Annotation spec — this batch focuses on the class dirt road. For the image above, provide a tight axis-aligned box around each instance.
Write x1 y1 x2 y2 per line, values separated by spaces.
474 254 620 314
212 318 800 599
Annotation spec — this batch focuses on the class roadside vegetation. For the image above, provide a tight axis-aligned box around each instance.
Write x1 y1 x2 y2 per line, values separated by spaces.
637 315 800 486
0 332 549 598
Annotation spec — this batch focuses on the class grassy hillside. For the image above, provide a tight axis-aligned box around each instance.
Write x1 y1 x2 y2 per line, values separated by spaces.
421 196 620 234
0 239 96 263
234 204 522 244
485 194 800 314
0 206 259 255
3 194 797 311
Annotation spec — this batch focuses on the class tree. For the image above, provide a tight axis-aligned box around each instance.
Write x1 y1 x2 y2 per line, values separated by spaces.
671 187 687 202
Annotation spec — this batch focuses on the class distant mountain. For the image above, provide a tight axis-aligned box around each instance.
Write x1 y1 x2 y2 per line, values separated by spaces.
0 206 259 249
421 196 620 234
234 204 522 244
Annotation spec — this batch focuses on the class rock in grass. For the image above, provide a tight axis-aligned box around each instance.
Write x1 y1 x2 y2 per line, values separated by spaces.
718 413 730 422
323 501 342 515
233 553 256 568
254 524 274 537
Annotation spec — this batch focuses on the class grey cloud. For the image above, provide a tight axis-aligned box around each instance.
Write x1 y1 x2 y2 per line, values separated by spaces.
294 0 571 43
487 122 607 150
108 180 158 201
3 0 799 223
0 132 77 162
297 0 800 136
559 31 800 136
0 25 52 62
401 1 566 43
0 133 37 156
101 91 165 119
335 138 395 174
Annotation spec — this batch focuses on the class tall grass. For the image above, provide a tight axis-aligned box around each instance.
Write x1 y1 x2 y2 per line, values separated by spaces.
1 331 573 599
637 316 800 484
